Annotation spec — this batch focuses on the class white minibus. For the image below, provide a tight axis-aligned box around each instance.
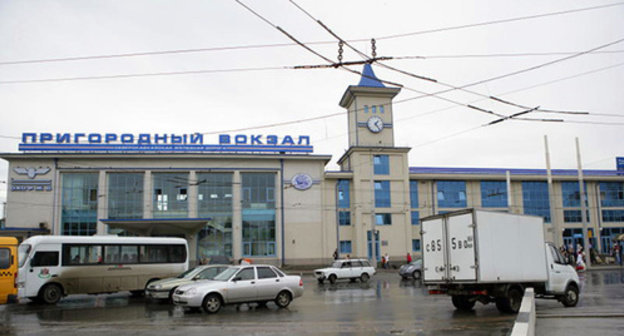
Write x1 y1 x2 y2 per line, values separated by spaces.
17 235 188 304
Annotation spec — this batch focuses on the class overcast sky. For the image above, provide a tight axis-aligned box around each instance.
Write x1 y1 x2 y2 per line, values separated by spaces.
1 0 623 210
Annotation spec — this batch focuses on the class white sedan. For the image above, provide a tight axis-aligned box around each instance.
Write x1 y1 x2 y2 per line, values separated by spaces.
172 264 303 313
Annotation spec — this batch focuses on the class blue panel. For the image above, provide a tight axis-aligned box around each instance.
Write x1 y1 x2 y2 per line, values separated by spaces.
338 211 351 226
410 180 418 208
522 181 551 223
375 181 391 208
600 182 624 207
411 211 419 225
374 155 389 175
337 180 350 208
437 181 466 208
340 240 352 254
412 239 421 252
480 181 507 208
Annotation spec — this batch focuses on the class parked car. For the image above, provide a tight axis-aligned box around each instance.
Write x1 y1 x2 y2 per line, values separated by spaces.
399 259 422 280
314 259 376 284
172 264 303 313
146 265 229 301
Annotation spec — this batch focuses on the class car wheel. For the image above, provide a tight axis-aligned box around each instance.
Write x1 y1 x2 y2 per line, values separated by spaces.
360 273 370 282
328 274 337 284
39 283 63 304
412 270 421 280
275 290 292 308
202 293 223 314
561 284 579 307
451 295 475 311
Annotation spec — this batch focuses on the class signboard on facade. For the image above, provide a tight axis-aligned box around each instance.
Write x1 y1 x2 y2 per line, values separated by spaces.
18 133 313 154
617 157 624 171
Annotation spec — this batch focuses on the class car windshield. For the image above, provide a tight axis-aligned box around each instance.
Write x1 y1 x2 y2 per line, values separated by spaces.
411 260 422 266
212 267 239 281
331 261 341 268
18 244 31 268
176 267 200 279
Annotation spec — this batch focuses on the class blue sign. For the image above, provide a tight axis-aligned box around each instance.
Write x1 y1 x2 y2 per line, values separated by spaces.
19 133 313 154
617 157 624 171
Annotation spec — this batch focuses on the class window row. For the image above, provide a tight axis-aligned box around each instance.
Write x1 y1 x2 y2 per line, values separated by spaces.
363 104 385 114
36 244 189 266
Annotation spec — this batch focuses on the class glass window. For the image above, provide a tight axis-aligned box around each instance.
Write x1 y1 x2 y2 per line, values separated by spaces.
375 181 391 207
140 245 168 263
104 245 121 264
379 105 385 114
197 173 234 258
481 181 507 208
61 173 98 236
242 211 276 257
338 211 351 226
364 105 369 113
31 251 59 267
372 105 377 114
121 246 138 263
242 173 275 209
563 210 590 223
410 180 418 208
411 211 419 225
197 267 224 280
600 182 624 207
64 245 102 265
108 173 143 220
340 240 352 254
257 266 277 279
152 173 189 218
437 181 467 208
235 267 255 281
522 181 551 223
0 249 11 269
375 213 392 225
337 180 350 208
603 210 624 222
374 155 389 175
412 239 421 252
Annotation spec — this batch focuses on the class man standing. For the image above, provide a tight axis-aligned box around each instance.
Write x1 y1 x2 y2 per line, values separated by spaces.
406 252 412 264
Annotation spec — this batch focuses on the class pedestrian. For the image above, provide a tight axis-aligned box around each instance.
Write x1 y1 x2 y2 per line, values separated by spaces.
381 254 386 269
406 252 412 264
615 242 622 266
333 248 338 260
384 253 390 269
567 247 575 266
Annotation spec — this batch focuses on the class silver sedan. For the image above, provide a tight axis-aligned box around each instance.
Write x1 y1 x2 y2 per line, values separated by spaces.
172 264 303 313
399 259 422 280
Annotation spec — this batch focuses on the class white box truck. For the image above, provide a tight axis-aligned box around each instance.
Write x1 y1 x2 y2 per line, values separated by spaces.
421 209 580 313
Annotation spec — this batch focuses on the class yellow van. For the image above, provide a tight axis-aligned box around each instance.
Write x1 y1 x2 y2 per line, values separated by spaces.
0 237 18 304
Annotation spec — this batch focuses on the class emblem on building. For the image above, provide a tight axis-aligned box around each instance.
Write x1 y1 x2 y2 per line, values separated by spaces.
14 167 50 179
291 173 313 191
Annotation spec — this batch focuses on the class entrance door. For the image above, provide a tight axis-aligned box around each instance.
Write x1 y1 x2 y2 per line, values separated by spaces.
367 231 380 262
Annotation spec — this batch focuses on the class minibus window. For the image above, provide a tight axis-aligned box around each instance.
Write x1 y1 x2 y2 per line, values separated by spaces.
31 251 59 267
0 249 10 269
18 244 31 268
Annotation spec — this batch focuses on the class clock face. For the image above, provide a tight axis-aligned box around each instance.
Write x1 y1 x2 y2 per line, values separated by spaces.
367 116 384 133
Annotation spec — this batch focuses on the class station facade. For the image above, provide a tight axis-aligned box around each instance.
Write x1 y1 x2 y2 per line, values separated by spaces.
2 65 624 265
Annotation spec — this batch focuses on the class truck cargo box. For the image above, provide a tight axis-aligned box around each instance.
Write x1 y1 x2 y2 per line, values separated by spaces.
421 209 548 284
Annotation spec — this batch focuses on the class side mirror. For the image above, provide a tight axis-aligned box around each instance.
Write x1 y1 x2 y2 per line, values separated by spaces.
232 276 241 282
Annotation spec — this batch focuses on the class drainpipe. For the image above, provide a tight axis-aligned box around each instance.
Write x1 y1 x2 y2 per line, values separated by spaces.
280 159 285 267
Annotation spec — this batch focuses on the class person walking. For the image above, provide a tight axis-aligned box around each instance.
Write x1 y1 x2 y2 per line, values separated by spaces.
406 252 412 264
384 253 390 269
333 248 338 260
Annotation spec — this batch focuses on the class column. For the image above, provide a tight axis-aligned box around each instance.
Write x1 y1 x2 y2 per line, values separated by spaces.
97 170 107 234
143 171 152 219
188 171 198 218
232 171 242 261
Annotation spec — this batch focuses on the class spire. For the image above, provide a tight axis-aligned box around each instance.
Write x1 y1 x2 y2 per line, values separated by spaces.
357 63 385 88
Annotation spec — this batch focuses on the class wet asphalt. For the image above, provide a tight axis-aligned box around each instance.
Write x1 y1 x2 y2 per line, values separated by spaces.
0 270 621 335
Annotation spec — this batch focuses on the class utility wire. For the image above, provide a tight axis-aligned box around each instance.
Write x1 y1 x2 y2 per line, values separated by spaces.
0 65 292 85
1 2 621 66
288 0 583 119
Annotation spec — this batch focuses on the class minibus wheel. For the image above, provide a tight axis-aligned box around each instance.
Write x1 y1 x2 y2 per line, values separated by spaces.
40 283 63 304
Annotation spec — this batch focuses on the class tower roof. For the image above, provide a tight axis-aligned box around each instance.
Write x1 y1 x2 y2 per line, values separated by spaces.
357 63 385 88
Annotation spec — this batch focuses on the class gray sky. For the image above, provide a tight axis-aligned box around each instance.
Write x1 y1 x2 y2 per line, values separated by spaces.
1 0 623 210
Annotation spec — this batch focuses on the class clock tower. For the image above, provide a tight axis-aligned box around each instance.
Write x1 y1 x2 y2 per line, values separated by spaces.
339 63 401 147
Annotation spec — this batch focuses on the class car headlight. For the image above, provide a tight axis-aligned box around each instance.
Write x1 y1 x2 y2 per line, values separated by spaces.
151 284 162 290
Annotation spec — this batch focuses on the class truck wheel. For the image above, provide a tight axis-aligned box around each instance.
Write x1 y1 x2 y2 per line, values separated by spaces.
328 274 337 284
561 284 579 307
496 288 523 314
451 295 475 311
39 283 63 304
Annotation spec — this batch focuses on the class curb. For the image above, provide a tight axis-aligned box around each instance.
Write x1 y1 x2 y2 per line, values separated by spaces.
510 287 535 336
